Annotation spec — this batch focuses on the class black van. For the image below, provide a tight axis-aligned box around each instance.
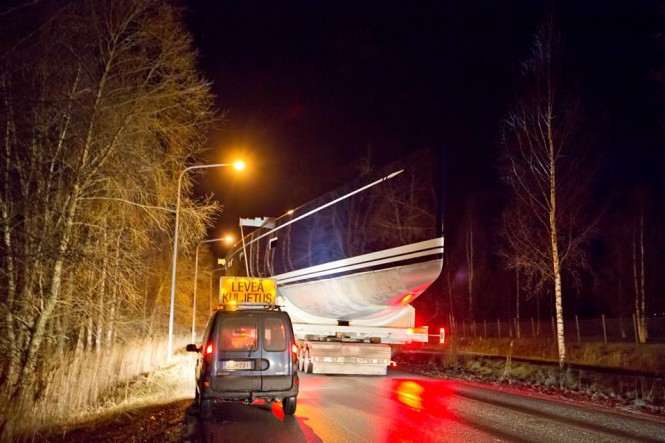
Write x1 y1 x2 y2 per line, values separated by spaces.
186 305 299 416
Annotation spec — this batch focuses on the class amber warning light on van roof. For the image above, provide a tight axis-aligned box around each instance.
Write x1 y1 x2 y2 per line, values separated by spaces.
219 277 277 305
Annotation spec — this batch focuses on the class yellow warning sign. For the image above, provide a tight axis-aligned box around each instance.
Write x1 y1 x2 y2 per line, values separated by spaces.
220 277 276 305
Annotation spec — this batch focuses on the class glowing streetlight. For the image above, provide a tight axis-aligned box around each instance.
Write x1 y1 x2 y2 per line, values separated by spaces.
168 162 244 359
191 235 234 343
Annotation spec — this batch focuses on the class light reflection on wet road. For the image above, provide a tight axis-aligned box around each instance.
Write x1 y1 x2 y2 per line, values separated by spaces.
199 369 665 442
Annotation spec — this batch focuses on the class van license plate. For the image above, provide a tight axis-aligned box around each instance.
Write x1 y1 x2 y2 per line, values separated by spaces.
225 360 252 370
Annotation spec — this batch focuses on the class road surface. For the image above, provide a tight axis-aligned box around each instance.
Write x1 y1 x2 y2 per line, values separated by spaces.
195 369 665 442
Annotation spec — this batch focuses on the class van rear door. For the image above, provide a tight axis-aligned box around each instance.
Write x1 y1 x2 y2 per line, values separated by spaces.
261 316 294 391
212 314 262 393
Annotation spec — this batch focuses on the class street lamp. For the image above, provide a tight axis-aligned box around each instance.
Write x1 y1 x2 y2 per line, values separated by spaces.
191 235 234 343
168 161 244 359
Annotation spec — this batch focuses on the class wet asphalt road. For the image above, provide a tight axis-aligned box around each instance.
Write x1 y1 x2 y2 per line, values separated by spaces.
196 369 665 443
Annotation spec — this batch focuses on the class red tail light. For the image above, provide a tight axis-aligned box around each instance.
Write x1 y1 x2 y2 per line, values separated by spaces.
439 327 446 344
204 342 214 356
291 343 299 354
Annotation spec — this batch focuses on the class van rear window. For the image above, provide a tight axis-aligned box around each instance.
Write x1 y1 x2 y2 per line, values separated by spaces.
219 318 257 351
264 318 287 352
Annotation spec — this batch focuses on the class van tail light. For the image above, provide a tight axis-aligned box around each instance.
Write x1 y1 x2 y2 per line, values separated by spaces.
291 343 299 354
204 342 214 357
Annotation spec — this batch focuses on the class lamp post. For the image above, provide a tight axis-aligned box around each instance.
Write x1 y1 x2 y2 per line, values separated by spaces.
168 161 244 359
191 235 234 343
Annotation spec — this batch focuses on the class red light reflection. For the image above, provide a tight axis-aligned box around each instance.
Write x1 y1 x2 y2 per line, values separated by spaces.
395 380 425 410
380 378 464 442
388 378 457 412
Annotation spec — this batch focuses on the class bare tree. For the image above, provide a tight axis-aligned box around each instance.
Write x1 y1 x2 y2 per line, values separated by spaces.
515 269 521 339
625 188 658 344
499 18 597 369
459 199 484 321
0 0 218 401
463 209 475 321
631 205 647 343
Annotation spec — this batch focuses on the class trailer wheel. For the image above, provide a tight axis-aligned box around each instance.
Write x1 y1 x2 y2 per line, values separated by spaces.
298 349 306 372
305 349 313 374
282 395 297 415
299 349 312 373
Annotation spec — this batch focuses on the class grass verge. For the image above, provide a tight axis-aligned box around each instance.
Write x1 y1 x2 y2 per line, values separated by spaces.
0 338 194 442
397 338 665 416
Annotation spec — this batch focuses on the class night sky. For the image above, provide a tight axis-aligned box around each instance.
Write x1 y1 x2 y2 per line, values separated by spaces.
185 1 663 255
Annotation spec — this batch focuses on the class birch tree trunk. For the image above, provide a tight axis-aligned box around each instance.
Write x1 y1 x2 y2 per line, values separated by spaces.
633 210 648 343
0 74 20 388
499 18 597 370
547 101 566 368
17 181 81 393
466 218 475 321
638 211 647 342
515 270 521 339
107 238 121 345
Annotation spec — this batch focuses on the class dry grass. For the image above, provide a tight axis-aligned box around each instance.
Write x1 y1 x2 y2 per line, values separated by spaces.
426 338 665 372
0 337 195 442
399 338 665 414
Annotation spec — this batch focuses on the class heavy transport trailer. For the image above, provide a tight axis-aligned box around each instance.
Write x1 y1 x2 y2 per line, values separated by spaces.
294 318 430 376
274 235 444 375
223 148 446 375
215 276 437 376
